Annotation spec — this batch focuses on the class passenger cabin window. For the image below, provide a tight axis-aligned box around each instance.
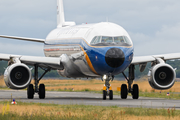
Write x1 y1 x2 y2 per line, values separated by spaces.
90 36 132 46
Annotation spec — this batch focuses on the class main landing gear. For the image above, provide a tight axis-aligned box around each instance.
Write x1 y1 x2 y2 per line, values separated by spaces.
121 65 139 99
102 74 114 100
27 64 50 99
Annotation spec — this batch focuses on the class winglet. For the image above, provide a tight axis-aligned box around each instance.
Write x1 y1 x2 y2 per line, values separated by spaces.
57 0 76 28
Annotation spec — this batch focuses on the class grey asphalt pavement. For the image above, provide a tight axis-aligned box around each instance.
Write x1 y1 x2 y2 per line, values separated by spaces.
0 90 179 109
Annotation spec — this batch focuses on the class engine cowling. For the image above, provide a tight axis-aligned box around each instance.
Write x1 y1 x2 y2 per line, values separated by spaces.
148 63 176 90
4 63 32 89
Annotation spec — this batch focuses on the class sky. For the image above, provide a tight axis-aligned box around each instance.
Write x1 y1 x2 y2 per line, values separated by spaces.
0 0 180 56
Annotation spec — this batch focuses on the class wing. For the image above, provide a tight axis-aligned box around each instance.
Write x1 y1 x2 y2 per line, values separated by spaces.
132 53 180 65
0 35 45 43
0 53 63 70
0 35 64 69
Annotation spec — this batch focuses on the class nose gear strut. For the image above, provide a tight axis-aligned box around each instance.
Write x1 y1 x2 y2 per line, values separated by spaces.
102 74 114 100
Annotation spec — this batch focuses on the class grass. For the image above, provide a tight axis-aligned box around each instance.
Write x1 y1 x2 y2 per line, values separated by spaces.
139 92 180 99
111 90 180 100
0 101 180 120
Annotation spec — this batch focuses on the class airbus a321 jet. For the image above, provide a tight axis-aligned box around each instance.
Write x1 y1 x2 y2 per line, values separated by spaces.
0 0 178 100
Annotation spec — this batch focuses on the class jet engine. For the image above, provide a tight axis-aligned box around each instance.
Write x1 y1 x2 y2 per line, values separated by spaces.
4 63 32 89
148 63 176 90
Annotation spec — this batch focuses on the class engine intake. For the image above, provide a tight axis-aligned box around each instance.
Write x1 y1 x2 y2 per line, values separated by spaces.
148 63 176 90
4 63 32 89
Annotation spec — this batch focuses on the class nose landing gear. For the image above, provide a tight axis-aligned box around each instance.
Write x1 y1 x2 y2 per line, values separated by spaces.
102 74 114 100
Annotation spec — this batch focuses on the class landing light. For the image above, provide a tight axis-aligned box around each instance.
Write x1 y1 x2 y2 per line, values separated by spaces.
103 75 107 80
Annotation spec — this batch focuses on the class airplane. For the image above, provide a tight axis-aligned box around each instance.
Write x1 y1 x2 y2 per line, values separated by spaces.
0 0 179 100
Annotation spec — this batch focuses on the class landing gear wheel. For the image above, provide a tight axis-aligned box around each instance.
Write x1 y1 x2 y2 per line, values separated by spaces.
109 90 113 100
132 84 139 99
103 90 107 100
27 84 34 99
39 84 45 99
121 84 127 99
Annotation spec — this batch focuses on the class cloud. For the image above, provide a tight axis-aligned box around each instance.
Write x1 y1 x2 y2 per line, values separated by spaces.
156 23 180 40
0 41 44 56
132 22 180 56
0 0 180 56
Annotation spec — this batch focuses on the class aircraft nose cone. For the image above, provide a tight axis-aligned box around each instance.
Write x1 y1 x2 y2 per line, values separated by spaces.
105 48 125 68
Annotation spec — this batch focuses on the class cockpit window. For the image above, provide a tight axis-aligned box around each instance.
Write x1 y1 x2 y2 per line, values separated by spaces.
123 36 132 44
91 36 97 44
102 36 113 43
114 36 125 43
90 36 132 46
91 36 101 44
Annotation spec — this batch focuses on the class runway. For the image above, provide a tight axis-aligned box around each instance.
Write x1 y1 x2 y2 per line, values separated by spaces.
0 90 179 109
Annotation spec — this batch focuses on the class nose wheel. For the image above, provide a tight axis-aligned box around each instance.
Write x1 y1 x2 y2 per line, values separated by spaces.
109 90 113 100
103 87 113 100
103 90 107 100
102 74 114 100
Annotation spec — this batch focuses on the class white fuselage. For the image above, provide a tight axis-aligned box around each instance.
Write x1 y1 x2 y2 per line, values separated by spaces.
44 22 132 57
43 22 134 78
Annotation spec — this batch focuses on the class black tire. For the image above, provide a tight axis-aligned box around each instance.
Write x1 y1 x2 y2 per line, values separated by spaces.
109 90 113 100
132 84 139 99
27 84 34 99
103 90 106 100
121 84 127 99
39 84 45 99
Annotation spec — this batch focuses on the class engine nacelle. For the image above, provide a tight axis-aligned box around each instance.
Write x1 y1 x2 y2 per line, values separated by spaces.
4 63 32 89
148 63 176 90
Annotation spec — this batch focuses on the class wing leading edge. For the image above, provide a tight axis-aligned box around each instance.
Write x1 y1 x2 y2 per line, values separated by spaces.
0 53 63 70
132 53 180 65
0 35 45 43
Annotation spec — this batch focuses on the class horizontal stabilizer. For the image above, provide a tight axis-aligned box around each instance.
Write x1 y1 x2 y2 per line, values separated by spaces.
0 35 45 43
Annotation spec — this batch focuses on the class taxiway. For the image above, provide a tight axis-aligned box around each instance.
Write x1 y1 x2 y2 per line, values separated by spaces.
0 90 179 109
